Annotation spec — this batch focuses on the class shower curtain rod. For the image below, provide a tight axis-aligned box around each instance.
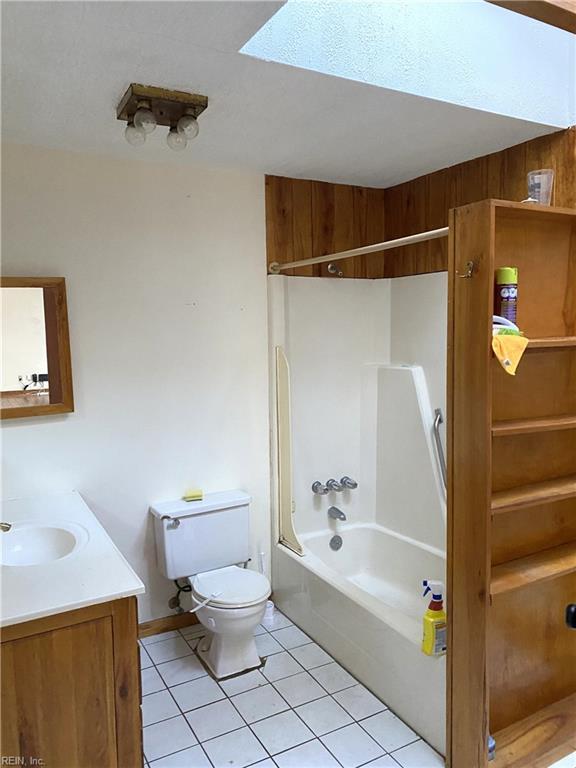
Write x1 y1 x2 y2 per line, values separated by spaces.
268 226 449 274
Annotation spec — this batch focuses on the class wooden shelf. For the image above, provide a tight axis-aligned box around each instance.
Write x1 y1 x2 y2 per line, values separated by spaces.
493 693 576 768
492 474 576 514
491 541 576 596
526 336 576 351
492 415 576 437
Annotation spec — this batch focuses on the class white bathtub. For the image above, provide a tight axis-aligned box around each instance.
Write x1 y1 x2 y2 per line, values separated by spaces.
273 522 446 754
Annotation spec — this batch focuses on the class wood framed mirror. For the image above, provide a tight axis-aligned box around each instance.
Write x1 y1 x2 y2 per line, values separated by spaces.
1 277 74 419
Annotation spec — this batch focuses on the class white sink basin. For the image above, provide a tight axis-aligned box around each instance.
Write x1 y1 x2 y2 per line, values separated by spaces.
0 521 89 567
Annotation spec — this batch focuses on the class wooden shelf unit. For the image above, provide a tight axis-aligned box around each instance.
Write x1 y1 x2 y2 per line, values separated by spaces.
492 415 576 437
447 200 576 768
491 474 576 513
491 541 576 596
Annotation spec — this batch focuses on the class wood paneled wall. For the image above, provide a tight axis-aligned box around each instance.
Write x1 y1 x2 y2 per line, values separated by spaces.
266 127 576 279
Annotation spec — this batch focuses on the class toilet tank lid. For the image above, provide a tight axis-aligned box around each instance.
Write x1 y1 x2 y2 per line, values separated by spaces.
150 490 251 520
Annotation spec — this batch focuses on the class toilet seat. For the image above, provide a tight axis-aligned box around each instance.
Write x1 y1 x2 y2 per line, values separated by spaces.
190 566 270 609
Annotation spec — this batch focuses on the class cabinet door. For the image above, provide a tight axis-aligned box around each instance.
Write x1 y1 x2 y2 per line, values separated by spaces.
1 616 118 767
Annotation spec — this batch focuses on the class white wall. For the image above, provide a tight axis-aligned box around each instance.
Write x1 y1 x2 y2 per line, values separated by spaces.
1 288 48 390
1 143 271 622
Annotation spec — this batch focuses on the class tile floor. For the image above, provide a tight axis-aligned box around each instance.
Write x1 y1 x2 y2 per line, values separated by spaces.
139 607 445 768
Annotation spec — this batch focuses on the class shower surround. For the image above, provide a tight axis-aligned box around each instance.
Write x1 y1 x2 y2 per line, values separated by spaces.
268 273 447 753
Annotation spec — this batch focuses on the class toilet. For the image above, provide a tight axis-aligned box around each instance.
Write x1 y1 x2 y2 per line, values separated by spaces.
150 490 271 679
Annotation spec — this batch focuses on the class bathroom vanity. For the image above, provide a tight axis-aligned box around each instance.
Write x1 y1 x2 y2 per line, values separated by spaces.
0 492 145 767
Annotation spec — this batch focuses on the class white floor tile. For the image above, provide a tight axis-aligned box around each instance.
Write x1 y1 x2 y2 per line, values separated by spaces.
157 654 207 687
321 723 384 768
220 669 268 697
289 643 332 670
251 709 314 755
142 667 167 696
143 715 197 762
140 645 154 669
170 675 225 712
142 691 181 727
274 738 341 768
186 637 201 651
295 696 353 736
252 761 275 768
262 651 304 682
202 726 268 768
253 624 268 636
149 744 211 767
232 683 290 723
361 710 419 753
363 756 400 767
549 752 576 768
333 684 386 720
141 630 181 646
391 739 445 767
271 626 311 650
147 637 194 665
273 671 326 707
255 632 284 657
185 699 244 742
309 662 356 694
260 609 293 631
179 625 202 639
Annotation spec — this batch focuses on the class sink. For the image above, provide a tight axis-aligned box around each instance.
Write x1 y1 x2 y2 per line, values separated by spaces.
0 521 89 566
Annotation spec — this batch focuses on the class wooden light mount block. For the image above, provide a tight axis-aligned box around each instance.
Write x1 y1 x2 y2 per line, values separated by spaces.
116 83 208 127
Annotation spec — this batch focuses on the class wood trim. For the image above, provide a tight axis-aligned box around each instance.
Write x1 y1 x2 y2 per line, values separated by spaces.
266 128 576 279
447 201 494 768
1 276 74 419
486 0 576 34
138 612 199 638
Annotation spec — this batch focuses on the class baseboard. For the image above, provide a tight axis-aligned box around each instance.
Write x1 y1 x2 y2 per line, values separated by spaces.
139 612 199 638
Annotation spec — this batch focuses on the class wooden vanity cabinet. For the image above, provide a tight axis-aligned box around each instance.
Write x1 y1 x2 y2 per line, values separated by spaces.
1 597 142 768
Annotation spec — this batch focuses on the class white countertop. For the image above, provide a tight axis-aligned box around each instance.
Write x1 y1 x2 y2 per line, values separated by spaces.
0 491 145 627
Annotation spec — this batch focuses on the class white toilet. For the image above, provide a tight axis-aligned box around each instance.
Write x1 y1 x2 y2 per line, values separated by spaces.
151 491 271 679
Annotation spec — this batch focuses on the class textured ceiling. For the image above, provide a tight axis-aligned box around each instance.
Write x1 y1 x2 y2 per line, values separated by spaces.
1 1 565 187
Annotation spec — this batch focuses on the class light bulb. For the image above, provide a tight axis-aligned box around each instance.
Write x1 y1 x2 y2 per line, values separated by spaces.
133 106 157 134
167 127 187 152
177 114 199 140
124 122 146 146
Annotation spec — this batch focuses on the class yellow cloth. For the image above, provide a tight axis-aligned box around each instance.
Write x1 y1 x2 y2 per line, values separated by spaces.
492 334 529 376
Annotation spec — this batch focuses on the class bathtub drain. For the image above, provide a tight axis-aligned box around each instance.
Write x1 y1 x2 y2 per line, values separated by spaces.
330 534 343 551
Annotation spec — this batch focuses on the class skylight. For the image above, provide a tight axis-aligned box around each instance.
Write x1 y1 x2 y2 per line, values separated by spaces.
242 1 575 128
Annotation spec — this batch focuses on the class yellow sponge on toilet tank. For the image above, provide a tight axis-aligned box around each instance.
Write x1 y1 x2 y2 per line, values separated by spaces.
182 488 203 502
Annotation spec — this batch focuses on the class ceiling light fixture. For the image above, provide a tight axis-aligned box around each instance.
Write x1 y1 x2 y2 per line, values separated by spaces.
177 110 199 140
133 100 157 134
124 120 146 146
167 126 188 152
117 84 208 151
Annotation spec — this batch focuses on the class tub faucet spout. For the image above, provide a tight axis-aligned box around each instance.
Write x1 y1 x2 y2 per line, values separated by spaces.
0 522 12 532
328 506 346 521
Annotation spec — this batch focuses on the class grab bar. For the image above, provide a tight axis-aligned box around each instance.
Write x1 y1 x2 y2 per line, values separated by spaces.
433 408 447 490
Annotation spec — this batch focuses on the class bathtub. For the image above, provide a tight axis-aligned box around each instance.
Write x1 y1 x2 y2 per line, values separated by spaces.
272 522 446 754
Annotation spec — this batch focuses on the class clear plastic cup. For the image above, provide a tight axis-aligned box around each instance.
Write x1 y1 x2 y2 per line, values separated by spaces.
526 169 554 205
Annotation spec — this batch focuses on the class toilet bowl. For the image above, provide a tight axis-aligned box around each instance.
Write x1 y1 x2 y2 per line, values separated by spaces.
188 565 271 679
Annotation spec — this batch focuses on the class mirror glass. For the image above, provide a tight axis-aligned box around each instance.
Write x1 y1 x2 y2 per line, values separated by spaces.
1 287 50 409
1 277 74 418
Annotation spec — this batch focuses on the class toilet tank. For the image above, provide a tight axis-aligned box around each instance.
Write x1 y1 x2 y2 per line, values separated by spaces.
150 490 251 580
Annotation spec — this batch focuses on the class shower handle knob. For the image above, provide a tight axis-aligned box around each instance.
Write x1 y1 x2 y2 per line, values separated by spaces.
312 481 329 495
341 476 358 490
326 479 343 492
